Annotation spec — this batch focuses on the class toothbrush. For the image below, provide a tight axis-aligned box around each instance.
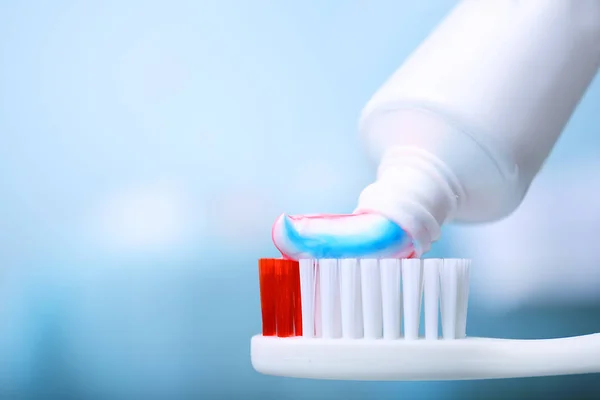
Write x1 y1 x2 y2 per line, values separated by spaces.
251 258 600 381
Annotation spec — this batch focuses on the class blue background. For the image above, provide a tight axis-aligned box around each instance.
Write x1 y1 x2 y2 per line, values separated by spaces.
1 1 599 398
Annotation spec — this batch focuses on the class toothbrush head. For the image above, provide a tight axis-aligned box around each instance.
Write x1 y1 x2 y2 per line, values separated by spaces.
253 258 477 380
257 258 469 340
252 258 600 381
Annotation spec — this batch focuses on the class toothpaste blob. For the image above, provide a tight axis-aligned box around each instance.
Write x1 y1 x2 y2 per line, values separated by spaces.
272 212 415 260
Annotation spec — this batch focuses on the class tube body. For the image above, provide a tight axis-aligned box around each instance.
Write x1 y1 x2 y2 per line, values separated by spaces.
357 0 600 253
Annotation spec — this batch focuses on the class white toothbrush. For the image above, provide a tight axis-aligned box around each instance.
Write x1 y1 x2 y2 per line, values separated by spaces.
251 258 600 381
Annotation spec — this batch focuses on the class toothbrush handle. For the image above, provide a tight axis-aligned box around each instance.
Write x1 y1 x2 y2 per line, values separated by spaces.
251 334 600 380
502 333 600 377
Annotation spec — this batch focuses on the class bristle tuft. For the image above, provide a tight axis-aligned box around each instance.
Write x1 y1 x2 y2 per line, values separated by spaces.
380 259 401 339
401 259 424 340
440 259 460 339
423 259 442 340
340 258 363 339
299 259 316 338
456 259 471 339
319 259 342 338
292 263 303 336
360 259 383 339
258 259 277 336
275 259 298 337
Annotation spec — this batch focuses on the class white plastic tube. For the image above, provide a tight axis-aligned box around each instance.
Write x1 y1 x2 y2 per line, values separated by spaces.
356 0 600 255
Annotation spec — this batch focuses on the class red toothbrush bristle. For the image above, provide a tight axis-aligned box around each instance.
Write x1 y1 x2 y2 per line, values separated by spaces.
259 258 303 338
258 259 277 336
275 260 296 337
291 262 302 336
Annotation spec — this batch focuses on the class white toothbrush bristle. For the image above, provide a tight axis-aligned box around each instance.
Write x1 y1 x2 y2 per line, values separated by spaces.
360 259 383 339
299 259 316 338
401 259 424 340
319 259 342 338
380 258 402 339
440 259 459 339
456 259 471 339
423 258 442 340
313 261 322 338
340 259 364 339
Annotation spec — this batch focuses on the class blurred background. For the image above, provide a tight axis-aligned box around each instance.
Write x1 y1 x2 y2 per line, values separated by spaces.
0 0 599 399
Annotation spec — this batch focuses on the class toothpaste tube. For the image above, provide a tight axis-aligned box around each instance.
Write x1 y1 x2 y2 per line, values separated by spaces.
274 0 600 260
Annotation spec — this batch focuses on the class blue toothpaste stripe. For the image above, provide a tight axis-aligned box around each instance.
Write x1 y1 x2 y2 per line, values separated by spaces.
282 215 409 259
